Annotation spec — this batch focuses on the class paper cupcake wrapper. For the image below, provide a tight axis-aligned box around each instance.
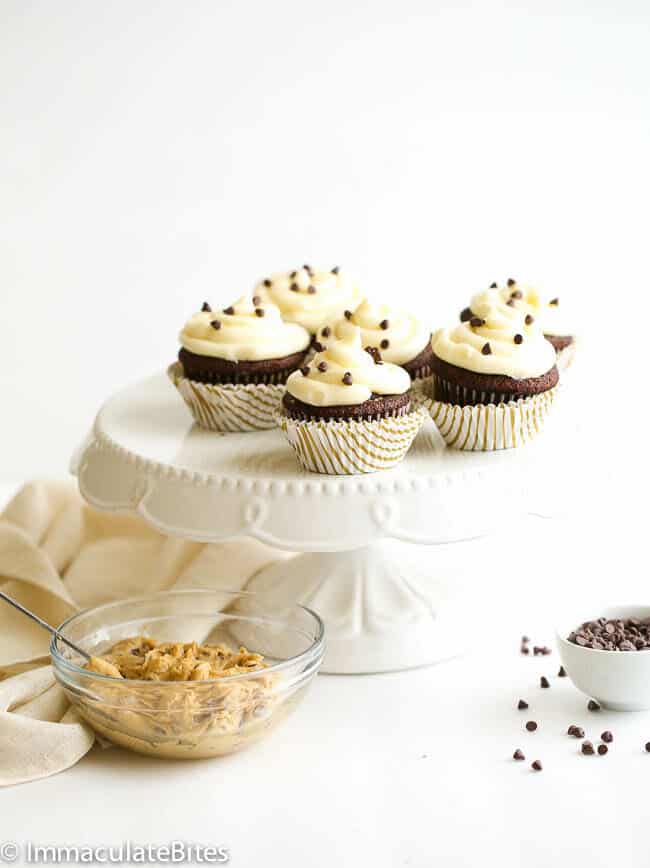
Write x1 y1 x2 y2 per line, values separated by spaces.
168 363 285 432
278 406 427 475
413 379 557 451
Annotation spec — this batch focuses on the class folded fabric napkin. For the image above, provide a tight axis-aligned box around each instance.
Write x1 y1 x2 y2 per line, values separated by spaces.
0 480 291 786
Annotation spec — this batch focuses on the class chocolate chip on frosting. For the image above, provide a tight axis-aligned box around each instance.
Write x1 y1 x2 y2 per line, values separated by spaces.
317 361 328 372
490 282 498 288
481 342 492 355
344 310 353 320
263 279 272 287
549 298 559 306
364 346 383 364
380 319 390 330
514 334 524 345
526 721 537 732
507 278 516 287
470 317 485 328
380 339 390 350
312 341 325 353
201 302 212 312
517 699 528 710
255 308 265 317
252 295 262 306
531 760 543 772
540 676 550 688
321 327 331 338
223 306 235 315
290 271 297 279
558 666 567 677
510 290 523 300
290 283 299 292
525 314 534 325
307 285 317 294
331 266 340 274
342 372 353 385
506 299 515 307
210 320 221 330
513 749 525 761
300 366 310 377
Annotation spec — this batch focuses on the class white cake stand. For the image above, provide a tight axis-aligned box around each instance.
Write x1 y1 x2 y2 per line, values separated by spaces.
72 372 576 674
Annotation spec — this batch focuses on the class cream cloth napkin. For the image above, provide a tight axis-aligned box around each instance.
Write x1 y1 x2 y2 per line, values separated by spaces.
0 480 291 786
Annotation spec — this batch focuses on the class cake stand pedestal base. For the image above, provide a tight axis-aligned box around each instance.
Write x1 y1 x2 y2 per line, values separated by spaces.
246 539 473 674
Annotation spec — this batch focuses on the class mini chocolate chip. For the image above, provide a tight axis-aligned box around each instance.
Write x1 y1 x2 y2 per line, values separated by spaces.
331 266 340 274
506 298 515 306
481 342 492 355
255 308 265 317
300 366 310 377
460 308 472 322
312 341 325 353
531 760 542 771
558 666 567 677
513 749 525 761
521 645 530 655
588 700 601 712
517 699 528 710
540 676 550 688
290 282 299 292
598 744 608 755
490 282 498 288
307 285 317 294
223 306 235 315
526 721 537 732
582 741 595 755
568 726 584 738
549 297 559 305
514 334 523 345
317 361 328 372
252 295 262 306
470 317 485 328
567 725 577 736
380 339 390 349
210 319 222 330
321 326 331 338
364 346 383 364
380 319 389 330
601 731 613 743
290 271 297 279
263 279 272 287
645 742 650 753
525 314 534 325
510 290 523 300
344 310 353 320
302 264 311 271
342 372 353 385
201 302 212 312
507 278 516 286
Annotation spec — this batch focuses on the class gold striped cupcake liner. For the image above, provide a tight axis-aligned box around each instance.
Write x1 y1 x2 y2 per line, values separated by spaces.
412 378 557 451
168 363 285 432
278 406 427 475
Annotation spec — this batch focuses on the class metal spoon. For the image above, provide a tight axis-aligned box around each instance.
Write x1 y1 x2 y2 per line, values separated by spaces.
0 590 91 662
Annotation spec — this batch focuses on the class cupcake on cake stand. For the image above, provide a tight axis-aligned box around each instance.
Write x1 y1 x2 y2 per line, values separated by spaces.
72 367 578 673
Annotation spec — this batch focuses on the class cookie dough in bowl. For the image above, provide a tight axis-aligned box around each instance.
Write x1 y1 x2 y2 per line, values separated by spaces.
51 590 324 760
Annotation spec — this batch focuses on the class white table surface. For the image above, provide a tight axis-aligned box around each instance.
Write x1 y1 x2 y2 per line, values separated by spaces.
1 469 647 868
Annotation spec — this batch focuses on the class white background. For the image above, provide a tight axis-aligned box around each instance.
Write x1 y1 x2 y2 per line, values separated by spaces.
1 2 649 866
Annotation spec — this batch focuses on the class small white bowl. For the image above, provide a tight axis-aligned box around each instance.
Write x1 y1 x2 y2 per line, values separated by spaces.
555 606 650 711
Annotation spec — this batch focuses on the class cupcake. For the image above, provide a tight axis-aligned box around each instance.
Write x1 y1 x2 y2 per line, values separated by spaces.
316 299 434 380
279 325 426 474
169 295 311 432
255 265 362 338
428 287 559 450
462 280 576 370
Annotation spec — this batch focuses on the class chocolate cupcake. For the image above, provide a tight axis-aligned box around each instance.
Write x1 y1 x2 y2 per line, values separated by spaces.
279 325 426 474
426 288 559 450
316 299 434 380
462 280 576 371
255 265 362 338
169 296 310 432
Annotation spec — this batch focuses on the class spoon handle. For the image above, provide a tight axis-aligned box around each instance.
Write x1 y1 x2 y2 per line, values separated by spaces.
0 590 91 662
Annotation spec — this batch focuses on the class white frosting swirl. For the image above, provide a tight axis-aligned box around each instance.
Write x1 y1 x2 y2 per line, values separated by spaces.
433 288 556 378
179 296 310 362
321 299 430 366
494 281 574 338
286 325 411 407
256 266 362 334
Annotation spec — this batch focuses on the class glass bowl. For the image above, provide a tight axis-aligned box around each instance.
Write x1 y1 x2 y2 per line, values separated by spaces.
51 589 324 759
